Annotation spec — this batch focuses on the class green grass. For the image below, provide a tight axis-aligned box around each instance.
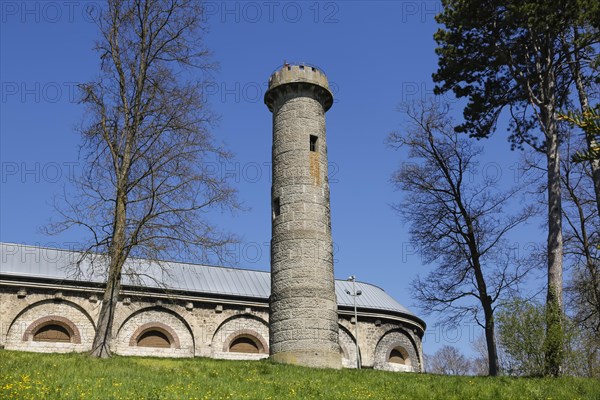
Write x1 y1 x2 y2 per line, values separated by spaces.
0 350 598 400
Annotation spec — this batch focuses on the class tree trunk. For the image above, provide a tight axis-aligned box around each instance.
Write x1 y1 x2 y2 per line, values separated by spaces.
90 187 128 358
471 254 500 376
544 119 564 377
483 299 500 376
90 259 122 358
460 201 500 376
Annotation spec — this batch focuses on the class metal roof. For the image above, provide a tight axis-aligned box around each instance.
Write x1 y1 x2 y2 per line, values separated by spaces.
0 242 418 319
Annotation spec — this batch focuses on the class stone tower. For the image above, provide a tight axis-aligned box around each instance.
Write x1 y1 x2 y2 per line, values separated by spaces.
264 63 341 368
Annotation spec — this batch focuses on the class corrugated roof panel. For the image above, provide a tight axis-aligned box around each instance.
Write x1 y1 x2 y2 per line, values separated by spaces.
196 266 215 293
0 243 415 316
239 270 257 297
221 269 239 295
227 268 246 296
178 267 193 292
180 267 193 292
203 268 220 294
235 270 251 296
257 273 270 294
212 267 230 294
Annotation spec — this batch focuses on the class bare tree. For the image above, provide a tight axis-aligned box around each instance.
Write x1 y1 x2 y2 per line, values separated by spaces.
427 345 472 376
431 1 600 375
388 101 535 376
47 0 238 358
561 131 600 377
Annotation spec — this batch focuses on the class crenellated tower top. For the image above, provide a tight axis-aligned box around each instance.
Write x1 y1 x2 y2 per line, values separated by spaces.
264 63 333 112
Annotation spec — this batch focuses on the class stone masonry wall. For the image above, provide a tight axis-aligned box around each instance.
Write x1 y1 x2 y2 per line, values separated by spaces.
211 314 269 361
0 286 271 359
114 307 195 358
1 287 99 353
0 285 422 371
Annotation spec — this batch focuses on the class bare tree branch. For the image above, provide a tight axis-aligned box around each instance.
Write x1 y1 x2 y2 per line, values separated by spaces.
388 100 535 376
46 0 239 358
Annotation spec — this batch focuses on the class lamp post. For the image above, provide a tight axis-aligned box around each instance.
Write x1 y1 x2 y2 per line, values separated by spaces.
346 275 362 369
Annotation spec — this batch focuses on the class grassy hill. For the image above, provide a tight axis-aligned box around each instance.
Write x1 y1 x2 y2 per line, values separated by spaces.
0 350 598 399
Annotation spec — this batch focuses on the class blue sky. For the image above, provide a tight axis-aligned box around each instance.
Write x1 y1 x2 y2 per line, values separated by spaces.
0 1 540 357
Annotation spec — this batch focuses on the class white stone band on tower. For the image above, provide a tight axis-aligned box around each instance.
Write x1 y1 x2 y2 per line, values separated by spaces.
265 63 341 369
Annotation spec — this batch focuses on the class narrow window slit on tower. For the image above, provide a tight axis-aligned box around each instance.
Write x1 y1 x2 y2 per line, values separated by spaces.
310 135 318 152
273 197 281 218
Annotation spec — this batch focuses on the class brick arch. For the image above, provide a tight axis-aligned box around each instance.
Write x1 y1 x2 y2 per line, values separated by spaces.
338 324 360 368
211 314 269 359
222 329 268 353
128 322 181 349
376 328 419 354
374 328 420 371
338 325 355 355
212 314 269 343
114 306 195 357
23 315 81 344
117 306 194 349
338 323 356 343
7 298 96 336
114 302 188 328
214 313 268 330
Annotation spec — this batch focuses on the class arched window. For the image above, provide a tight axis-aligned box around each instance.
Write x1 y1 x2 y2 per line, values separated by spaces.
33 323 71 343
137 329 171 348
389 347 409 365
229 336 261 353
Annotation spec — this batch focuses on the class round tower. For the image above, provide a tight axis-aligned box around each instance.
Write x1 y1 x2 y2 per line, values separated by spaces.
264 63 341 369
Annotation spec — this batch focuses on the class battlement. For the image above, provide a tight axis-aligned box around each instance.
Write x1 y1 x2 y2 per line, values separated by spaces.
265 63 333 112
268 63 330 90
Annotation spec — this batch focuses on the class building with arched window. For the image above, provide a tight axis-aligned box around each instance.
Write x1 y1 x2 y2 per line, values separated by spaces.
0 242 425 371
